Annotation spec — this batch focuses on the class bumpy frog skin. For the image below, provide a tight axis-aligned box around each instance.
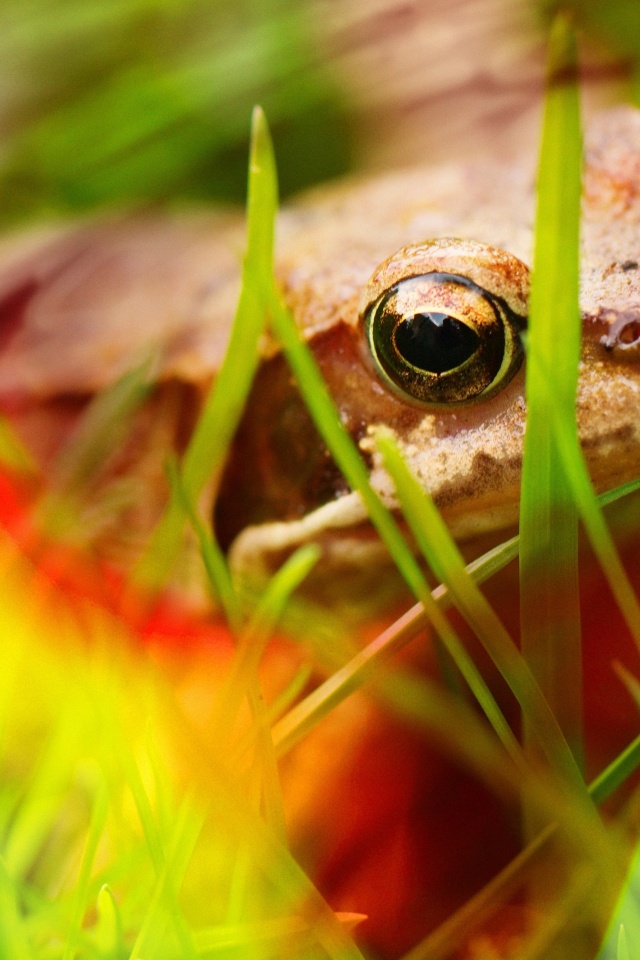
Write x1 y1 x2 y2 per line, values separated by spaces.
0 107 639 576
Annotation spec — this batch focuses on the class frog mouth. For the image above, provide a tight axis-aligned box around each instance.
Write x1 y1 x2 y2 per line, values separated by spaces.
214 351 353 552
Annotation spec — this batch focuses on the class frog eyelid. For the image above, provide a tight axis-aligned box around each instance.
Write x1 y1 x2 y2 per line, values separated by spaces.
360 239 529 407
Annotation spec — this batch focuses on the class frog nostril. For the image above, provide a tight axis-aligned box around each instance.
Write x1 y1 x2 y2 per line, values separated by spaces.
618 320 640 345
599 308 640 359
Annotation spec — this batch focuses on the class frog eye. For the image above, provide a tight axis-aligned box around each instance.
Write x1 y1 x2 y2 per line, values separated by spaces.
361 239 529 406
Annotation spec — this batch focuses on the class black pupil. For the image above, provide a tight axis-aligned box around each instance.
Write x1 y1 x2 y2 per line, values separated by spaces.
394 312 480 374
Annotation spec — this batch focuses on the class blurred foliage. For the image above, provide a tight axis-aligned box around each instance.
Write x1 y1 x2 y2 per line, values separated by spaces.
541 0 640 81
0 0 639 227
0 0 351 224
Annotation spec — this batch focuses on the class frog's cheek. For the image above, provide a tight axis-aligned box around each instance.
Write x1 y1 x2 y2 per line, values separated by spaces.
224 449 524 584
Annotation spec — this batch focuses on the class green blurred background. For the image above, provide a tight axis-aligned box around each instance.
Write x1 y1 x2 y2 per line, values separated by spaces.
0 0 637 227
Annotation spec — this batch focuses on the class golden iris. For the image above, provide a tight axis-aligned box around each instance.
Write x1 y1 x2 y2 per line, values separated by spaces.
364 271 526 405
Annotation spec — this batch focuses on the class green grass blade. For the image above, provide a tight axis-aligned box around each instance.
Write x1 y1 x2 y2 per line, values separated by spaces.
127 793 203 960
265 287 427 599
519 12 584 771
596 850 640 960
376 429 592 803
0 2 349 222
48 357 155 497
618 925 631 960
599 478 640 509
267 396 640 783
3 710 79 879
245 683 289 847
613 661 640 712
177 104 277 499
543 401 640 651
400 825 557 960
265 286 519 763
136 105 277 591
588 733 640 806
194 914 364 954
34 357 155 543
113 729 165 877
212 544 320 733
402 726 640 960
62 771 109 960
242 544 321 654
166 456 241 632
0 416 38 477
0 856 31 960
272 537 518 757
264 664 314 726
94 884 124 958
272 468 640 768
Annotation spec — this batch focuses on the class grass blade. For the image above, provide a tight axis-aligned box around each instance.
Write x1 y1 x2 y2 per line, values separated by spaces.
543 401 640 652
48 357 155 498
213 544 320 734
588 733 640 806
272 477 640 760
0 416 38 477
0 856 31 960
166 456 241 632
272 539 520 757
127 793 203 960
136 105 277 591
402 727 640 960
618 926 630 960
596 847 640 960
265 287 519 762
94 884 124 958
376 429 593 804
62 771 109 960
519 11 584 774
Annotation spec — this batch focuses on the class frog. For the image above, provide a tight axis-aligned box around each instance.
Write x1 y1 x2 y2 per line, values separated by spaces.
0 105 639 960
0 106 638 582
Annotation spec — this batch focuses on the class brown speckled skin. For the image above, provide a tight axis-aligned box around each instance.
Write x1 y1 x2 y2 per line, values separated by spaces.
230 107 640 572
0 108 639 572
